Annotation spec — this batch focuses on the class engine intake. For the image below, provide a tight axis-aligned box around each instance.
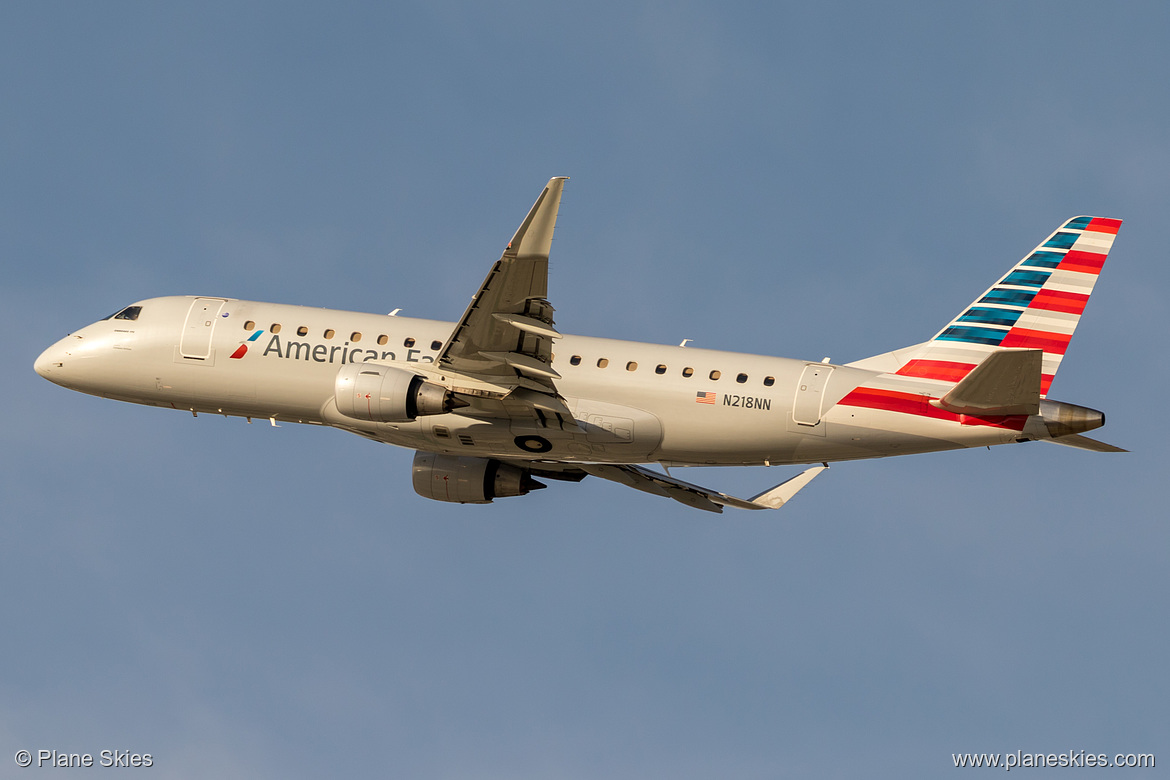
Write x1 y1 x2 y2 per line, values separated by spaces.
335 362 466 423
412 452 546 504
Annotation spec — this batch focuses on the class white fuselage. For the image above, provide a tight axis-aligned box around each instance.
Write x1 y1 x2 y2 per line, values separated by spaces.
34 295 1024 467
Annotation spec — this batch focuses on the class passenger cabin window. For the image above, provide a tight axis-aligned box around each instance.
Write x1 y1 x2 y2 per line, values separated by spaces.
430 340 442 350
112 306 142 321
297 326 308 336
324 329 335 339
597 358 609 368
270 323 282 334
763 376 775 387
709 370 721 380
736 373 748 383
244 320 256 331
377 335 388 345
350 332 362 342
626 361 638 371
655 364 667 374
404 337 415 348
570 355 582 366
682 367 694 377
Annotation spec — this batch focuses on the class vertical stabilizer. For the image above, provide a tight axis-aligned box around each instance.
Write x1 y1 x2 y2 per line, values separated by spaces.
874 216 1121 396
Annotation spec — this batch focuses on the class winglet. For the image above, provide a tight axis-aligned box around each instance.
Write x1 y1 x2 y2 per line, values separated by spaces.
749 465 828 509
507 177 568 261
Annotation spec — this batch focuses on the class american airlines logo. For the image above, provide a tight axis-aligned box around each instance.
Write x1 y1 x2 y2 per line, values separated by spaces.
229 330 266 359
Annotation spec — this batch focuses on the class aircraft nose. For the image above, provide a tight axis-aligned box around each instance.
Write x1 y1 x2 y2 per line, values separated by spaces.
34 341 67 380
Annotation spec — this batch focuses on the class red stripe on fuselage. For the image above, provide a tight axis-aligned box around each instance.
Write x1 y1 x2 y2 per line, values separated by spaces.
837 387 1028 430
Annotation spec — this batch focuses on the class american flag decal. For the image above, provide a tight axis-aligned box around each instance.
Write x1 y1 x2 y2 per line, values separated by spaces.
696 391 716 404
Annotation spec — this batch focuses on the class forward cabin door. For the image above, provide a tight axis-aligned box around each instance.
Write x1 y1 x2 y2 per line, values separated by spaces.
792 364 833 426
179 298 227 360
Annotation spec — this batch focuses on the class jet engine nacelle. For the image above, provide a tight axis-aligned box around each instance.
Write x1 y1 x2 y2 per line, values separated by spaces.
335 362 465 423
411 452 546 504
1039 398 1106 437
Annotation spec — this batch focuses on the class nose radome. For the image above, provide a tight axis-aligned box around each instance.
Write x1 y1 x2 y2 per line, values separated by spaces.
34 341 67 380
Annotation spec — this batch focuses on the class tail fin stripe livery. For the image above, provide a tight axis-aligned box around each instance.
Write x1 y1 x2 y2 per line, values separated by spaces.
938 325 1008 345
980 289 1036 306
895 359 976 382
1043 232 1079 249
1000 329 1072 354
907 216 1120 395
1030 289 1089 314
1003 269 1052 287
1012 308 1080 332
1059 250 1107 274
956 308 1025 327
1023 251 1065 268
1045 268 1100 293
843 216 1121 419
1086 217 1122 234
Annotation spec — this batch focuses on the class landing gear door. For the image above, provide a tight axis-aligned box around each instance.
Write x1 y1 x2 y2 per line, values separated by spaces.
179 298 226 361
792 364 834 427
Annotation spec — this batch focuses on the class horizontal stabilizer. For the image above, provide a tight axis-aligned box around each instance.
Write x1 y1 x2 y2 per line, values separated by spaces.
1045 434 1128 453
931 349 1042 416
582 463 827 513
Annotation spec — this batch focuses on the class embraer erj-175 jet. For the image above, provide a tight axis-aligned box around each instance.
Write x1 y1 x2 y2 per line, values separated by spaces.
34 178 1124 512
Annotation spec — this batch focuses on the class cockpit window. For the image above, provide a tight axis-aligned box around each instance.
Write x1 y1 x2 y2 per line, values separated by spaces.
104 306 142 321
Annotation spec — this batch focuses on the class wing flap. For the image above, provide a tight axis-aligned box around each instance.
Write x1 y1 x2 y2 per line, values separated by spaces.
479 351 563 380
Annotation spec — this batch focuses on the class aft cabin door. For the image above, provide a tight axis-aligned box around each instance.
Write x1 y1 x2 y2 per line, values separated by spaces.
179 298 226 360
792 364 833 426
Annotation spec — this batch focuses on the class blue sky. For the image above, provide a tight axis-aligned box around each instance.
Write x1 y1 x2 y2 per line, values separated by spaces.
3 2 1167 777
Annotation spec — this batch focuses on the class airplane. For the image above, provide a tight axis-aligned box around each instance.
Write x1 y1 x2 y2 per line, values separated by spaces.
33 177 1125 513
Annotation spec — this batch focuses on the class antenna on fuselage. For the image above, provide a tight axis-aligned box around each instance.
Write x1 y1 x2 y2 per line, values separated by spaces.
388 308 401 316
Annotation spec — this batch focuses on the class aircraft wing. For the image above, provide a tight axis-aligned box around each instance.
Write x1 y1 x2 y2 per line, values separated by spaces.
580 463 828 513
435 177 573 421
